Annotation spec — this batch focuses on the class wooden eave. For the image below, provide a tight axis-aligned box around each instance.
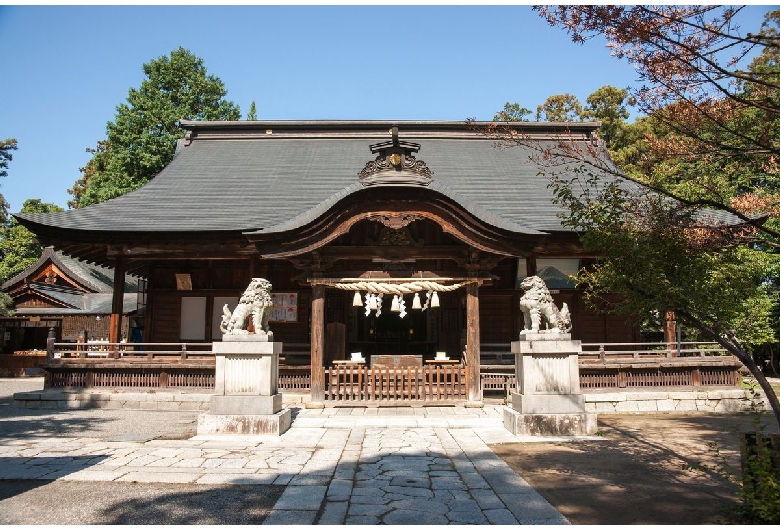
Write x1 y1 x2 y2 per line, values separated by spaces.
248 189 540 260
21 222 256 273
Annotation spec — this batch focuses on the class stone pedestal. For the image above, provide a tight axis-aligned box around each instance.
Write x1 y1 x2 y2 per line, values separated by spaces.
197 337 291 436
503 332 597 436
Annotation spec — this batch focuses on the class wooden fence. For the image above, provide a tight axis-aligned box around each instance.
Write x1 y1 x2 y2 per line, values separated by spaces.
41 341 742 396
325 363 467 403
578 341 741 390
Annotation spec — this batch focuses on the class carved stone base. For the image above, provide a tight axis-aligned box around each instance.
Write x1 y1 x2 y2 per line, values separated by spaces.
197 408 292 436
503 407 597 436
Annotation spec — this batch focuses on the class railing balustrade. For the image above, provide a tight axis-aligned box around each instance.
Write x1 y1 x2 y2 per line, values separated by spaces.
580 341 728 360
48 341 214 361
40 341 742 395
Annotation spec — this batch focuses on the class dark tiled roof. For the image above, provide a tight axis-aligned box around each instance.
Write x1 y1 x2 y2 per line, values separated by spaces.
12 284 137 315
15 120 742 237
16 122 610 235
25 283 84 308
1 247 139 292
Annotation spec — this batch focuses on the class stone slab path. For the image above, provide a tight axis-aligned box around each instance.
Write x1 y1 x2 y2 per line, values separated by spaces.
0 405 573 525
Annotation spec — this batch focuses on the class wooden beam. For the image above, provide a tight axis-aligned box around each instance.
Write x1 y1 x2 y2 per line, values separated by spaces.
107 243 255 258
311 245 473 262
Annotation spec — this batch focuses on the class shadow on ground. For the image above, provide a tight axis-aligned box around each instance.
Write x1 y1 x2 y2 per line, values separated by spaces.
492 413 779 525
0 480 285 524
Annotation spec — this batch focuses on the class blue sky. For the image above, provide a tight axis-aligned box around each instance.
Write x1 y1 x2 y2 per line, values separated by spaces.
0 4 772 213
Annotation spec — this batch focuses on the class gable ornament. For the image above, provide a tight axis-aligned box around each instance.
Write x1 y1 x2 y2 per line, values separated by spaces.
358 126 433 186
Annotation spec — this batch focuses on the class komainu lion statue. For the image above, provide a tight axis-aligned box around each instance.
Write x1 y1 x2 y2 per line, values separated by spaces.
220 278 274 336
518 275 572 334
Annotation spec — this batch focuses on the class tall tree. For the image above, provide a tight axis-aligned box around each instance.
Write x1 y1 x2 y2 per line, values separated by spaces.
246 100 258 121
73 48 240 207
535 7 780 212
522 6 780 427
0 138 18 179
0 199 63 284
535 93 583 122
0 138 18 223
67 141 110 209
493 102 532 122
580 86 636 149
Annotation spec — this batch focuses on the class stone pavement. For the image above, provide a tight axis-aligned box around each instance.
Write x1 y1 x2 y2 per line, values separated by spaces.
0 403 574 525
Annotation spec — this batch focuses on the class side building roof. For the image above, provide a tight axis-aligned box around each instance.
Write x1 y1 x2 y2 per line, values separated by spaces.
1 247 139 293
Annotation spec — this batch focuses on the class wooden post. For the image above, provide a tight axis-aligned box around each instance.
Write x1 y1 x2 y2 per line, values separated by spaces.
664 311 677 357
465 282 482 404
109 257 126 348
310 284 326 406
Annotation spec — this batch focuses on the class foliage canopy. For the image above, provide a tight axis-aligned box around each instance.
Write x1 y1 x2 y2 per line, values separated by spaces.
71 47 240 207
0 199 63 285
523 6 780 427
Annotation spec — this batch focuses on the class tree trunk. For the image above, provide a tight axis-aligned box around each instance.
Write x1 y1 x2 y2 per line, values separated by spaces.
679 310 780 429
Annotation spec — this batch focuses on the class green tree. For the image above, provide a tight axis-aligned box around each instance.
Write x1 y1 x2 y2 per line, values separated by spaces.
246 100 258 121
493 102 532 122
0 292 13 316
548 166 780 429
73 47 240 207
0 195 8 228
67 141 110 209
0 199 63 284
580 86 636 150
0 138 18 178
0 138 18 223
527 6 780 429
536 94 583 122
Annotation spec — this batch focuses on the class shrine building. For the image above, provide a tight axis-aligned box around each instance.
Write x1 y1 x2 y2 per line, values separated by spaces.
15 120 642 400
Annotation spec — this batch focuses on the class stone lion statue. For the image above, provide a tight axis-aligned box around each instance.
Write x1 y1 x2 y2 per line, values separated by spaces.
220 278 274 336
518 275 572 334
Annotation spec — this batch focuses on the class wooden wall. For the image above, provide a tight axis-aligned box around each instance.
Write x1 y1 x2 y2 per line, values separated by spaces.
143 255 638 346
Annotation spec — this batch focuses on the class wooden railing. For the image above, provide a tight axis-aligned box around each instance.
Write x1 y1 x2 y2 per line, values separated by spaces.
580 341 729 360
41 340 742 393
48 341 214 361
325 363 467 403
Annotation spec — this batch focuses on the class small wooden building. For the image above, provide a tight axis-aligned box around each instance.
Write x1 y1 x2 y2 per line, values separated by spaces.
1 247 140 351
15 120 640 400
1 247 139 374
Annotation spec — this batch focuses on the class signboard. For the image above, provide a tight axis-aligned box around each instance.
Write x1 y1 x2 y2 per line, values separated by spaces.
270 292 298 323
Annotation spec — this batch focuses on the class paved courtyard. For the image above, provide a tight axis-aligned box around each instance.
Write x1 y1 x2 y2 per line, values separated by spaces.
0 378 573 525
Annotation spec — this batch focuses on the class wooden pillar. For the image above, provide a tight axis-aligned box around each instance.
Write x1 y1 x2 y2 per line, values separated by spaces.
465 282 482 404
109 257 126 346
310 284 326 406
664 311 677 357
